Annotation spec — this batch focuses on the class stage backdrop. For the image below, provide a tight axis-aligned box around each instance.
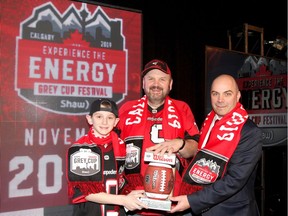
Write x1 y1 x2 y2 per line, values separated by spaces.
0 0 142 214
205 46 287 147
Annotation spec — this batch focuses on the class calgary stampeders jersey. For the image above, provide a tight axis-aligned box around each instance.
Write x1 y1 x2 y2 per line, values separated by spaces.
66 128 126 216
118 96 199 215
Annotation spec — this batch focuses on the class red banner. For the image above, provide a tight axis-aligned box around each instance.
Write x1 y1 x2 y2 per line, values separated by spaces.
0 0 142 213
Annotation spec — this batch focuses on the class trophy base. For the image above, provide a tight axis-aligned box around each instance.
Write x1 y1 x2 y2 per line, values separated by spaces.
139 197 172 211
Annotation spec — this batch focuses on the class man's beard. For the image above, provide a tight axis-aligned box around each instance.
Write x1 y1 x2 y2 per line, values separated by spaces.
147 86 169 104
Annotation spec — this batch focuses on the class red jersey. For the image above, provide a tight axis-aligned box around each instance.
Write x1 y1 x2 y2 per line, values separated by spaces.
66 128 126 216
118 96 199 215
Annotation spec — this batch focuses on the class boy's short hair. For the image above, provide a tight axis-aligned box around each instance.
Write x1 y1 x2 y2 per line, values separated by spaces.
89 99 118 117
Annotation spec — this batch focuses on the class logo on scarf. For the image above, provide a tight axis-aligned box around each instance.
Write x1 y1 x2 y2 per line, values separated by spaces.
189 158 220 184
125 144 140 169
70 148 100 176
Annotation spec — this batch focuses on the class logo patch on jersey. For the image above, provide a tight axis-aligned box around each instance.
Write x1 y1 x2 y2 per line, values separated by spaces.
125 144 140 169
70 148 100 176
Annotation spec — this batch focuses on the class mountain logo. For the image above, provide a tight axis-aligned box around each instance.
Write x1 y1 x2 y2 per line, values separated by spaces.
15 2 128 115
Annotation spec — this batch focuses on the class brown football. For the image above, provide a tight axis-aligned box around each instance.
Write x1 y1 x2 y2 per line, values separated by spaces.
143 162 174 200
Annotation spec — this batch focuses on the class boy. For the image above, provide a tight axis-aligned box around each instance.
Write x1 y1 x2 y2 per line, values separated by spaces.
67 99 147 216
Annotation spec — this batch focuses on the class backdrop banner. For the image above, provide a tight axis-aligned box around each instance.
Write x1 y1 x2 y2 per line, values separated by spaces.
0 0 142 214
205 46 287 147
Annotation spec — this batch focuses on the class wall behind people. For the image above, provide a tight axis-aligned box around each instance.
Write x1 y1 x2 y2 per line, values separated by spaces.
91 0 287 125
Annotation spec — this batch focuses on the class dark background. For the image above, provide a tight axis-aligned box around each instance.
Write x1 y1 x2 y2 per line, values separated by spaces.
86 0 287 125
83 1 287 215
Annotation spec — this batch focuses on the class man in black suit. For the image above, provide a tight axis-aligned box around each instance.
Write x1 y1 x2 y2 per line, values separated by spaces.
169 74 263 216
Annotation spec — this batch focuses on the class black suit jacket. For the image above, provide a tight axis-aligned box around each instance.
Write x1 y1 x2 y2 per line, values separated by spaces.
187 119 262 216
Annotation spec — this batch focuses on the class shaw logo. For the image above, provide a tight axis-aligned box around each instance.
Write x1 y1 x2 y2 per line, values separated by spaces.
15 2 128 115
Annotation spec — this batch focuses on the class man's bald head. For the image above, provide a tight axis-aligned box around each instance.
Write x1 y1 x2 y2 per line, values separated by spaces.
210 74 241 117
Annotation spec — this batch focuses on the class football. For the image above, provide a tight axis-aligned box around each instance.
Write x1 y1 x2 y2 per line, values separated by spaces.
143 162 174 200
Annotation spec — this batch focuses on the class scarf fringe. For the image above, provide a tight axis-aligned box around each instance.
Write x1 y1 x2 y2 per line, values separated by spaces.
119 173 143 195
68 181 105 197
126 173 143 187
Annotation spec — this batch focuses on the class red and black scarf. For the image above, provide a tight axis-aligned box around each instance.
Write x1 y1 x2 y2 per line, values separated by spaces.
119 95 187 193
180 102 248 194
120 95 185 140
66 128 126 201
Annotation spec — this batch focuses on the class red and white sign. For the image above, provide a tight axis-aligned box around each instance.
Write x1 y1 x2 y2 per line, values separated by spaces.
0 0 142 214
